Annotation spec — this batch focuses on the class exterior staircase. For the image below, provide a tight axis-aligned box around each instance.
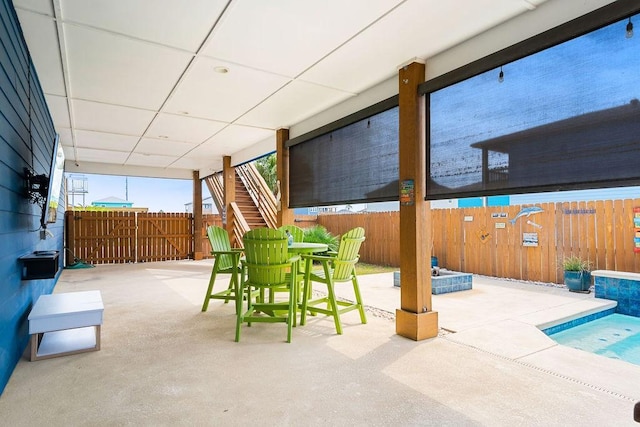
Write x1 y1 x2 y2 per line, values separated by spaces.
234 175 267 229
204 162 277 247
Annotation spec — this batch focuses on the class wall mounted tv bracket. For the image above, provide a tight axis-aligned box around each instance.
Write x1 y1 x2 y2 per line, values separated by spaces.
23 167 49 206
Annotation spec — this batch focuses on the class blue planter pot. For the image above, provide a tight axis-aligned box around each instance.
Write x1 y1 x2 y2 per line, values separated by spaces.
564 270 592 292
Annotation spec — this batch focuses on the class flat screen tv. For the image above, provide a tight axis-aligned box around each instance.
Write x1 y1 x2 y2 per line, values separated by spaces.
42 134 64 227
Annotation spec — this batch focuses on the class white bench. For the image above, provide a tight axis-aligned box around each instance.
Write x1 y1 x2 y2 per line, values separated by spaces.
28 291 104 361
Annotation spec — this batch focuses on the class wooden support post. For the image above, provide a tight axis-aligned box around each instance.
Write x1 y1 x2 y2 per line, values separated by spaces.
222 156 236 244
193 170 203 260
396 61 438 341
276 128 294 227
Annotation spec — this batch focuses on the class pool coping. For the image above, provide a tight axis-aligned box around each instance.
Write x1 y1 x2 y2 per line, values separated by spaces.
531 299 619 332
591 269 640 280
540 307 617 335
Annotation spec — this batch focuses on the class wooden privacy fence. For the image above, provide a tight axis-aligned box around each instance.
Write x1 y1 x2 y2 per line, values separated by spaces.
318 199 640 284
318 212 399 267
66 211 223 265
65 199 640 283
201 214 223 256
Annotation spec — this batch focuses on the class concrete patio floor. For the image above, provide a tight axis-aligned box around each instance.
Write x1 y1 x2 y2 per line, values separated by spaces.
1 260 639 426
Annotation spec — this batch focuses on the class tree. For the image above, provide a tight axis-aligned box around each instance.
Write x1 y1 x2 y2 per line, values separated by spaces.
254 153 277 194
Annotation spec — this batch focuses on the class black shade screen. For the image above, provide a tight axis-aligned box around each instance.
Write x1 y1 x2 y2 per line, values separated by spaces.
289 106 398 208
427 13 640 199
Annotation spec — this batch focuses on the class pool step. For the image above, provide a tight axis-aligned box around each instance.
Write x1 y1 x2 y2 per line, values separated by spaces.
535 299 618 334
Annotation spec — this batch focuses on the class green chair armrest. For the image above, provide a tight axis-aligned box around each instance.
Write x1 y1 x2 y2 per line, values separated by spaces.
211 250 243 256
300 253 335 262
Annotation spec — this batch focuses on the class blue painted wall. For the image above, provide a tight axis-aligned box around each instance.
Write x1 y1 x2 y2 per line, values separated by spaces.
0 0 62 395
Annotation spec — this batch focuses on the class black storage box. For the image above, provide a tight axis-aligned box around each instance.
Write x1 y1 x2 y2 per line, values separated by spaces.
19 250 60 280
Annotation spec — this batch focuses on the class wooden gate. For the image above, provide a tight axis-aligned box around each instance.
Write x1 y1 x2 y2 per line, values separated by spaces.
65 211 195 265
136 213 193 262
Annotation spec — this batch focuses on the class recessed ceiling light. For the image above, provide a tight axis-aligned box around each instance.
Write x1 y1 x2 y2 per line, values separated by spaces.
214 66 229 74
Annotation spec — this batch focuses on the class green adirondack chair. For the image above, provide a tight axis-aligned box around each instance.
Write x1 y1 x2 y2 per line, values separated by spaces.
235 228 300 343
201 226 244 312
300 227 366 334
277 225 304 243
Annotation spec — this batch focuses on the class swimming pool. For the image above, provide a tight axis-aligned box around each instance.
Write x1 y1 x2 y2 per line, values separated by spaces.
546 313 640 366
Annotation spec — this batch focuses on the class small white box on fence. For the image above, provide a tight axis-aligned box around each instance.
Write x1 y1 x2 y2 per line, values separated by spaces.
523 232 538 247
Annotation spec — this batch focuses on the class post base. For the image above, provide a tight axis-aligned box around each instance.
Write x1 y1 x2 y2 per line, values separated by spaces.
395 309 438 341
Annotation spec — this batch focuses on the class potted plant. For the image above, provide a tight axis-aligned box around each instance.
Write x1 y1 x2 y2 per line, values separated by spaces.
563 255 592 293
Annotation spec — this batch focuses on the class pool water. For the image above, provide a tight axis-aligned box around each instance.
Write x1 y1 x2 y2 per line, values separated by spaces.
548 313 640 366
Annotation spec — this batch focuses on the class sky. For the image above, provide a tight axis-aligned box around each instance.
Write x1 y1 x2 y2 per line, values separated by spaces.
66 173 212 213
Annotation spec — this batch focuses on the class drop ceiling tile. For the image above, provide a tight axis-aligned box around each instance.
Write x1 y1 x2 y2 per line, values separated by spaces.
134 138 195 157
60 0 227 51
74 130 139 151
61 145 75 161
72 100 156 136
15 10 66 96
126 152 176 168
202 0 402 77
164 57 290 122
236 80 355 129
183 143 221 160
57 128 73 147
300 0 529 93
171 156 221 175
199 124 274 155
75 147 129 164
145 113 227 143
45 95 71 129
12 0 54 16
64 24 193 110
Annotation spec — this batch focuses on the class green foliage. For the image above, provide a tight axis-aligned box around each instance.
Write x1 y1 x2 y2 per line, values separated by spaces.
254 153 277 194
562 255 591 272
303 225 339 252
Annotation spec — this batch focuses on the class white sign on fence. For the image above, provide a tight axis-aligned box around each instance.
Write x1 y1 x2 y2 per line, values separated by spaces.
523 232 538 247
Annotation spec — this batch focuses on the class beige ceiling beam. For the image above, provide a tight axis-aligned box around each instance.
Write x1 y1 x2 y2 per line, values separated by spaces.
63 161 194 180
